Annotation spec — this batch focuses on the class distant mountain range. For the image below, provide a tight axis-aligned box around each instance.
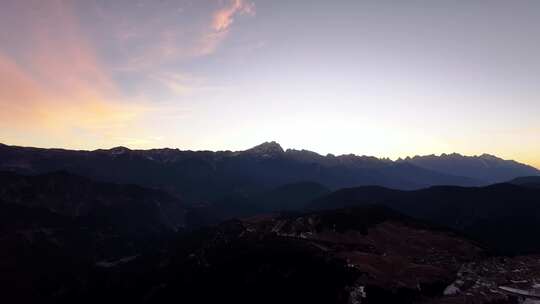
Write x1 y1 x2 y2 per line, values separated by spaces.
1 142 537 203
398 153 539 184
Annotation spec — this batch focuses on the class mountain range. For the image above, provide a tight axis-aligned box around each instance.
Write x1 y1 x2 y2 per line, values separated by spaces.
398 153 539 184
0 163 539 302
1 142 537 204
1 141 540 303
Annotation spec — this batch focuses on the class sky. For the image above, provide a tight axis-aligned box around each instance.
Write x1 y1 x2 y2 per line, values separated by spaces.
0 0 539 168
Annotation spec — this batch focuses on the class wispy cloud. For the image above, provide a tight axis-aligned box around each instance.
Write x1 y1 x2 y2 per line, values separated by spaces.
114 0 256 71
194 0 256 57
194 0 257 57
212 0 256 32
153 73 202 96
152 72 232 98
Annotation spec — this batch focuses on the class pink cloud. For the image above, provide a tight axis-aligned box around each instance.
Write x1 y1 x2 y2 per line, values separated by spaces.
117 0 256 71
213 0 256 32
187 0 256 61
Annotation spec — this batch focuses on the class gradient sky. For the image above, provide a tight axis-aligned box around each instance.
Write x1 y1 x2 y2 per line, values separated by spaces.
1 0 539 168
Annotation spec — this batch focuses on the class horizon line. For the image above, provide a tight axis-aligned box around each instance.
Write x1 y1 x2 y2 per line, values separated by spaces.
1 141 538 170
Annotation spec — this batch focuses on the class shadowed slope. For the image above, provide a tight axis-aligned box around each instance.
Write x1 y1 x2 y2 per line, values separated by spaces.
311 183 540 254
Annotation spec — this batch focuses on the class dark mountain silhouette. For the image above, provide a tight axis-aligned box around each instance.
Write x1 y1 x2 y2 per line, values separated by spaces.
0 170 187 232
310 183 540 254
400 153 540 184
24 205 485 304
1 170 538 303
185 181 330 227
0 171 188 268
1 142 521 204
0 170 193 303
256 181 331 211
509 176 540 189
